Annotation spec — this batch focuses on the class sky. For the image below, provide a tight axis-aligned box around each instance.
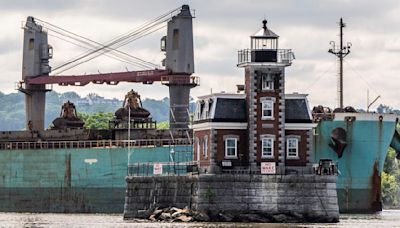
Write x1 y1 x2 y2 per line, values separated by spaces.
0 0 399 110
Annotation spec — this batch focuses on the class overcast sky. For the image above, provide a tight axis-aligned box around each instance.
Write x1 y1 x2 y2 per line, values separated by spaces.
1 0 399 110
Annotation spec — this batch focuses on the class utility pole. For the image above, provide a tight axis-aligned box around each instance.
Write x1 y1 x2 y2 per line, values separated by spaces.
329 18 351 109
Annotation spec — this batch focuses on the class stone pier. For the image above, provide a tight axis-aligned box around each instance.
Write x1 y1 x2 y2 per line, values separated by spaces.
124 174 339 223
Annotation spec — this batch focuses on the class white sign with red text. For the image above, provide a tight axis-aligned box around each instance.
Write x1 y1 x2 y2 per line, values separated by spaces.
261 162 276 174
153 163 163 175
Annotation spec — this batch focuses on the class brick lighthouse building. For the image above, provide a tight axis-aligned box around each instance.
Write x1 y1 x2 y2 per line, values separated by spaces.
193 20 315 174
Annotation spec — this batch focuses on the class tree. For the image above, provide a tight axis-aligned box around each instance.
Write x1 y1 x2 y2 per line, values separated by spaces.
78 112 114 129
382 171 400 206
157 121 169 129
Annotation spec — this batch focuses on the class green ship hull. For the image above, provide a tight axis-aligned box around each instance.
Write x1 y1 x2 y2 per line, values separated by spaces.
313 113 400 212
0 145 193 213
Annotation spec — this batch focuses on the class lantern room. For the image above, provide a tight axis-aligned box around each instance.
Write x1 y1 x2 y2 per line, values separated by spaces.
237 19 294 66
251 19 278 50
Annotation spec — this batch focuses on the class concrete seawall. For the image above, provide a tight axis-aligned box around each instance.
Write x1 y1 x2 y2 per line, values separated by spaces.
124 174 339 222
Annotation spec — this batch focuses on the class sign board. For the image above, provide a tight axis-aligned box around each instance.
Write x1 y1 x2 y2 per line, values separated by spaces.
222 160 232 167
153 163 163 175
261 162 276 174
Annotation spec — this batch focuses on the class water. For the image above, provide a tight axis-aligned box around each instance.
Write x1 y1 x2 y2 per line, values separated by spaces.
0 210 399 228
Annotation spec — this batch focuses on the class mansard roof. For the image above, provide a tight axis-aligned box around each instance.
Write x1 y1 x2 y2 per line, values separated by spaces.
213 98 246 122
285 93 312 123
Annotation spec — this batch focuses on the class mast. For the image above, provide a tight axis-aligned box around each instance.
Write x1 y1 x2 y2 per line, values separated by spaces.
329 18 351 109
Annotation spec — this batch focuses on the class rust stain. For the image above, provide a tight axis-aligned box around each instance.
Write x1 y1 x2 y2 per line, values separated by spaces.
64 154 71 188
371 161 382 211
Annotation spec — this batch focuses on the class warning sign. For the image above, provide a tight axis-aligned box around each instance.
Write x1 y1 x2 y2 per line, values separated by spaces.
261 162 276 174
153 163 163 175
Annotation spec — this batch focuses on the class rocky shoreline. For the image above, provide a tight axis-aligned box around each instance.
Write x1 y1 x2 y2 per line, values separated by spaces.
136 206 339 223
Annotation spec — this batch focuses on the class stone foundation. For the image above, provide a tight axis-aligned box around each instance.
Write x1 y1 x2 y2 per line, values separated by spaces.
124 174 339 223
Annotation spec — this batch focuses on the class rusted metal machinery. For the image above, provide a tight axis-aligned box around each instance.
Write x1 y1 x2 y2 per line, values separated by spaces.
52 101 85 129
115 90 151 121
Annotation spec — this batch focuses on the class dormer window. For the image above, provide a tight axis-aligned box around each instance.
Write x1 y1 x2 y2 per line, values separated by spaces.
196 102 201 120
262 73 274 91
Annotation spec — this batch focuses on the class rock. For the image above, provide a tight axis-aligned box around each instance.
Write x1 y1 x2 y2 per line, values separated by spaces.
160 212 172 220
169 207 182 213
192 212 210 222
175 215 193 222
272 214 291 222
181 206 190 214
152 209 163 218
237 213 271 223
148 214 156 221
218 212 234 222
272 213 300 223
171 211 182 218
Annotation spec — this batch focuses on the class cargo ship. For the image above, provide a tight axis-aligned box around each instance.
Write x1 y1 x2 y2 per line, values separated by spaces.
0 5 197 213
311 18 400 213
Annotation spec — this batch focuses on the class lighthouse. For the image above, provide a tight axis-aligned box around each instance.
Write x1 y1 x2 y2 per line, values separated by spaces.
238 20 295 173
193 20 314 174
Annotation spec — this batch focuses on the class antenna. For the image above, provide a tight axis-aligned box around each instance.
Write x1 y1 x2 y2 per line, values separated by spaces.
328 18 352 109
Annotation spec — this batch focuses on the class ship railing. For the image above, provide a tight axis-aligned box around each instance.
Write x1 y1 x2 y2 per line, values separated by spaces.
312 113 335 122
0 138 192 150
127 161 198 176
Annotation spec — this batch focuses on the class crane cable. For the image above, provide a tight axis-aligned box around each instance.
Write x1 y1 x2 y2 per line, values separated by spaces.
53 24 167 75
33 6 181 74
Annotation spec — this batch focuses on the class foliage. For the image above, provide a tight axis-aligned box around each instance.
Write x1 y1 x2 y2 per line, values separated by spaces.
382 171 400 206
78 112 114 129
157 121 169 129
377 104 400 115
382 148 400 207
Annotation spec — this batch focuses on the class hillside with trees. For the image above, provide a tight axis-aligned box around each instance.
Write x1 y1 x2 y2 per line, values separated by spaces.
0 91 178 130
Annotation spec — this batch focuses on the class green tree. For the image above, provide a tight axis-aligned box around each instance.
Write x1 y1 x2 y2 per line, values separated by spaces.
157 121 169 129
78 112 114 129
382 171 400 206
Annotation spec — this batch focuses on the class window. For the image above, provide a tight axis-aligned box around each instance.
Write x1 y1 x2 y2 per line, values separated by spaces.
196 102 201 120
225 138 237 158
262 74 274 91
204 101 209 119
203 136 208 158
287 138 299 159
196 138 200 161
262 138 274 158
261 100 274 119
173 29 179 50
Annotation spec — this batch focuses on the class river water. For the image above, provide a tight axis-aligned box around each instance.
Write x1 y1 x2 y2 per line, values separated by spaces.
0 210 399 227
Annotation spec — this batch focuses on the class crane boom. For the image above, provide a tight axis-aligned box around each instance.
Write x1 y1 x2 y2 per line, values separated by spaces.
25 69 173 86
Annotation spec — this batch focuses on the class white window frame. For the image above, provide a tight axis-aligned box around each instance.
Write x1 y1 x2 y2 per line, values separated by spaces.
261 137 274 158
196 138 200 161
196 102 201 120
262 74 274 91
286 138 299 159
261 100 274 120
203 136 208 158
225 138 237 158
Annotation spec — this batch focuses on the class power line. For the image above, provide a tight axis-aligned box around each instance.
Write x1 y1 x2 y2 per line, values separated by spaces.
303 61 336 92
